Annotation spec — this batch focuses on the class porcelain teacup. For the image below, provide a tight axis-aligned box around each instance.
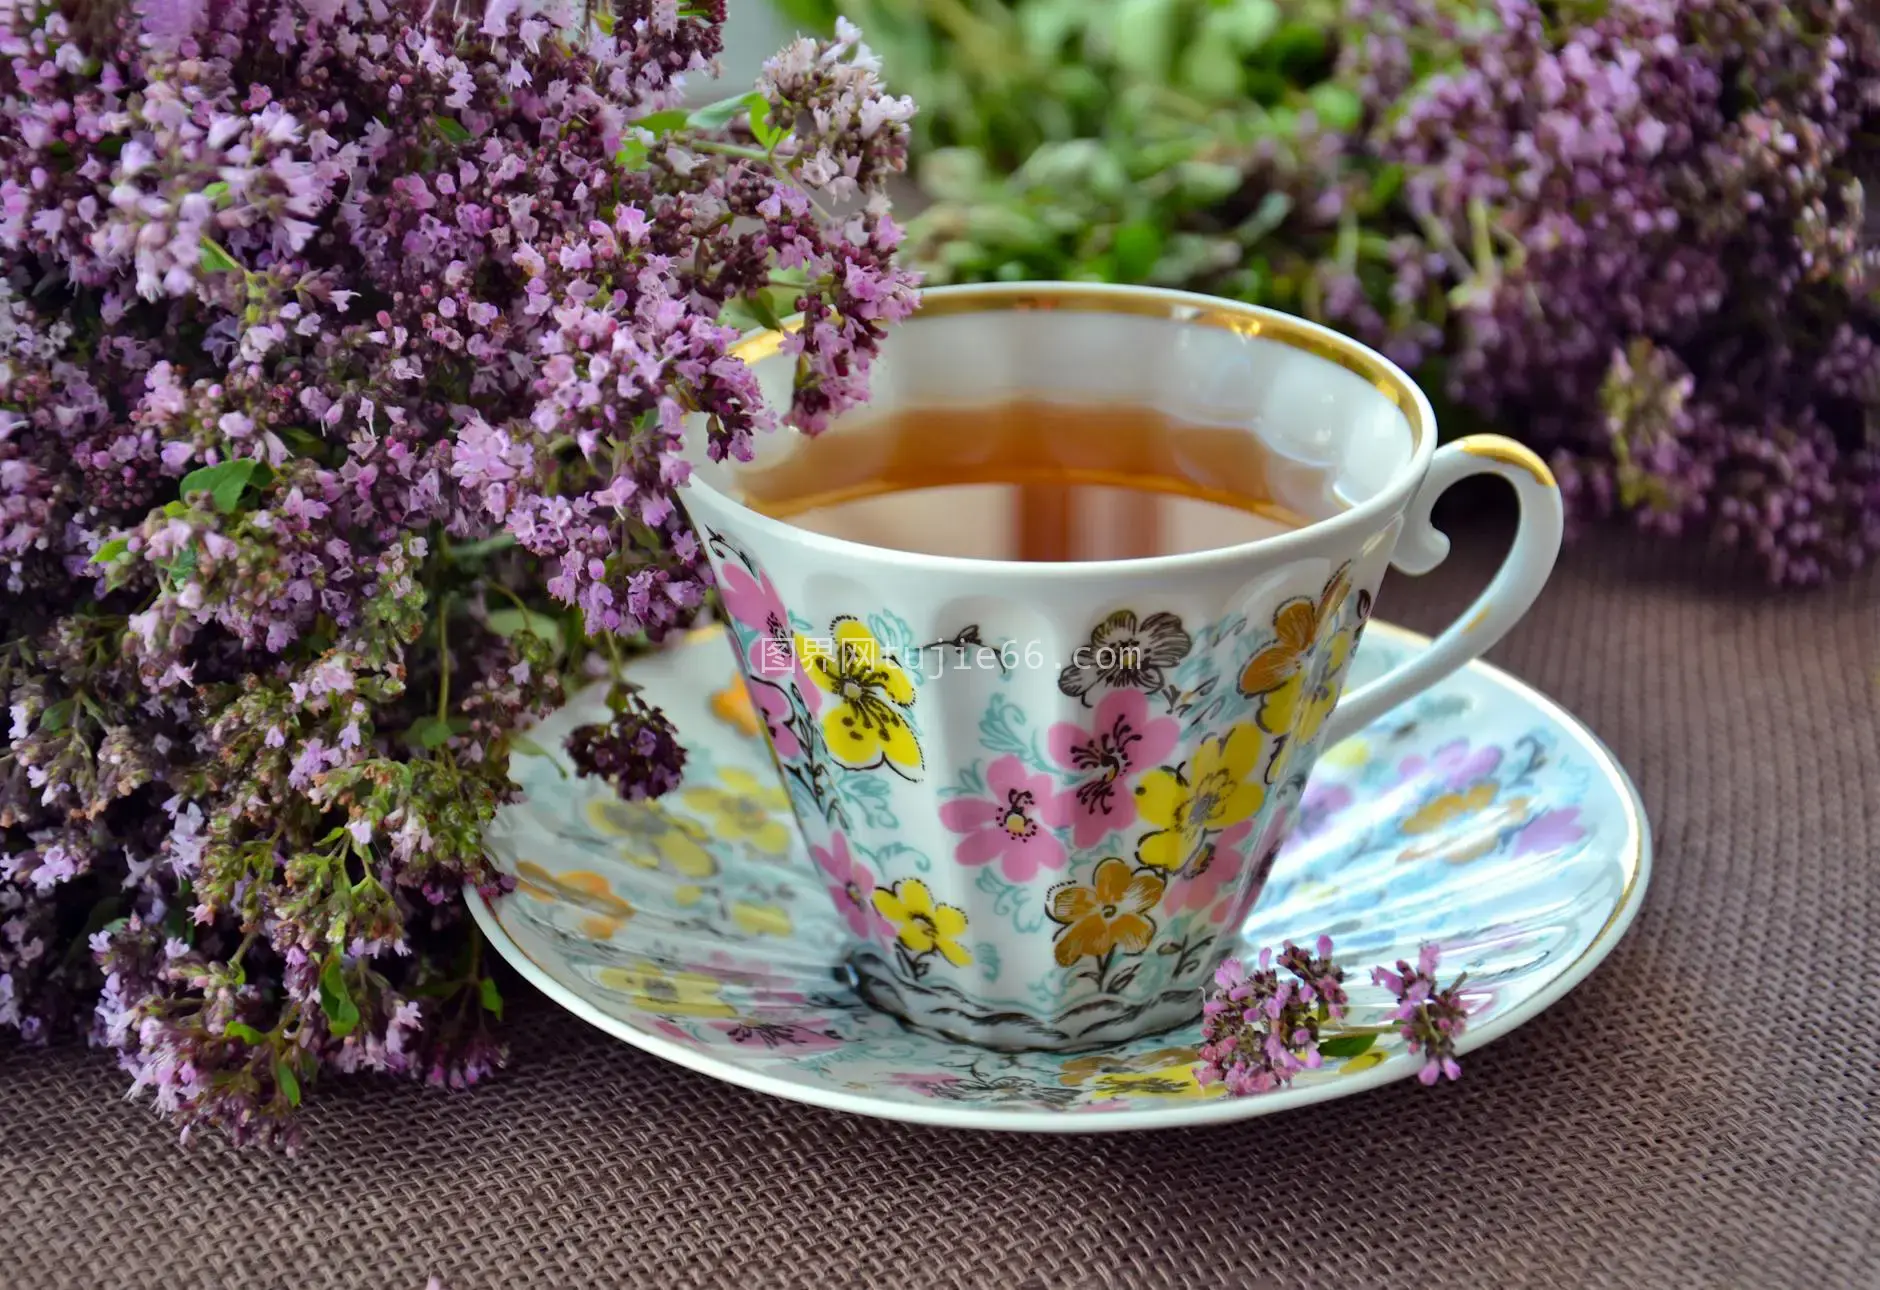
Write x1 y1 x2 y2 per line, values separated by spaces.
678 283 1563 1051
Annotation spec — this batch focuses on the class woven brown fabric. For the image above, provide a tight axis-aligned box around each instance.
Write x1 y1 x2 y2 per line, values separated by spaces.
4 520 1878 1290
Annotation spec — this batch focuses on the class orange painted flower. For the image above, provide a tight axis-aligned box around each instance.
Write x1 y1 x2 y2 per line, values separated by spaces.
1046 856 1164 967
1399 785 1533 864
514 862 635 939
709 678 763 738
1402 782 1499 836
1237 563 1353 741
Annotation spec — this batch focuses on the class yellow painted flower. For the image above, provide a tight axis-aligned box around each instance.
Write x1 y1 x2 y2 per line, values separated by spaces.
871 877 971 967
798 617 922 778
681 766 793 855
1237 564 1352 737
1058 1046 1199 1088
514 862 635 940
1399 787 1532 864
584 797 717 878
1292 625 1354 747
1340 1051 1388 1075
1046 856 1164 967
1321 735 1371 771
1133 723 1270 872
709 678 763 738
596 963 735 1018
1090 1061 1215 1101
730 900 793 937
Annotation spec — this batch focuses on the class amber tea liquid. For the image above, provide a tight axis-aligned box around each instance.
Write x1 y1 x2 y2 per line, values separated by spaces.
733 400 1334 562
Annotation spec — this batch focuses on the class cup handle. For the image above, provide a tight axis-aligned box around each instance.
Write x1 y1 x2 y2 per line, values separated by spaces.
1321 434 1565 748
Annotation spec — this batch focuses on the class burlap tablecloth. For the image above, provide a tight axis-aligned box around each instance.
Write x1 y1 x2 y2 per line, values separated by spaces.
4 521 1877 1289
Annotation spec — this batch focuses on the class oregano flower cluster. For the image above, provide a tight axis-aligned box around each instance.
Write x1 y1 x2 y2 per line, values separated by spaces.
902 0 1880 582
0 0 916 1146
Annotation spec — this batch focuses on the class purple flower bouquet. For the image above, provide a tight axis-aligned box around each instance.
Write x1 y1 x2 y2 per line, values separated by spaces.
0 0 916 1146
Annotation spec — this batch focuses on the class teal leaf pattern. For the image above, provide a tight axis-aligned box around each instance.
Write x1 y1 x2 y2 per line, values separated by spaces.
973 865 1049 934
938 760 987 801
976 693 1049 771
864 609 920 680
973 941 1002 983
831 773 898 830
865 839 934 877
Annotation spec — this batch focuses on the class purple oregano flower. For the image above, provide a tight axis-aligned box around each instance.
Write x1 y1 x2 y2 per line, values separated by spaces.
0 0 918 1147
1200 936 1471 1094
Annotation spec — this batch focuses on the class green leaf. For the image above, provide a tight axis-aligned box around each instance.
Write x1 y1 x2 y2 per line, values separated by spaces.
90 537 129 565
1236 190 1295 245
1215 0 1279 51
748 99 786 151
198 238 242 274
279 426 329 460
688 90 765 131
180 457 259 514
615 138 649 171
485 606 563 645
1318 1033 1378 1059
433 115 473 145
632 108 690 136
224 1021 267 1045
1307 84 1364 133
1266 20 1328 75
1177 39 1244 102
38 699 72 733
479 976 504 1020
274 1059 301 1106
449 533 517 560
1368 163 1406 209
319 952 362 1038
509 732 556 760
745 290 787 332
201 180 230 205
718 297 766 334
1110 0 1175 82
406 715 455 750
1110 219 1164 282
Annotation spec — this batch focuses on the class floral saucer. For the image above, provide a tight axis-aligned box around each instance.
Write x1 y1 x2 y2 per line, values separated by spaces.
467 622 1649 1132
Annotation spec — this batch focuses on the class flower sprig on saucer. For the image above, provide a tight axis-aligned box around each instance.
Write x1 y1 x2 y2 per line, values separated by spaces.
1199 938 1472 1094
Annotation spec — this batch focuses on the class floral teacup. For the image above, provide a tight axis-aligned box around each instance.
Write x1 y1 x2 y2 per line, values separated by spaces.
678 283 1564 1051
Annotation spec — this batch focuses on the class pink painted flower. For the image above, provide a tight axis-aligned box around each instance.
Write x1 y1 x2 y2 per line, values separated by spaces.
1512 806 1585 857
747 676 802 759
1046 689 1181 848
716 559 819 713
809 830 880 940
939 755 1075 882
1180 804 1289 930
1396 740 1503 791
1161 819 1255 917
718 562 793 676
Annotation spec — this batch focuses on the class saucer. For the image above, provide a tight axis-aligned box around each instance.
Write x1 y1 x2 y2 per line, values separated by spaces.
468 622 1650 1132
